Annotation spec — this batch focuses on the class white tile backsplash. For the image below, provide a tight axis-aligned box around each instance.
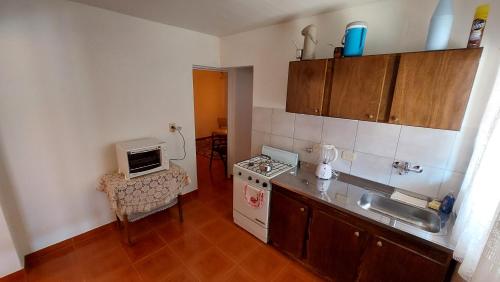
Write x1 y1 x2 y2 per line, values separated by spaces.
322 117 358 149
252 107 272 133
330 148 352 174
438 171 465 199
351 152 394 184
355 121 401 158
389 164 445 198
251 130 270 156
270 134 294 151
292 139 319 163
396 126 457 169
294 114 323 143
251 107 470 199
271 109 295 138
446 126 477 173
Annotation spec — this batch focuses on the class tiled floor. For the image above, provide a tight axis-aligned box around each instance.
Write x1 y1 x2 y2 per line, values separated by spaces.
4 155 323 282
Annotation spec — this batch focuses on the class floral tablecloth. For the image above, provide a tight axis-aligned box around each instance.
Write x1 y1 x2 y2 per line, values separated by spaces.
98 163 190 218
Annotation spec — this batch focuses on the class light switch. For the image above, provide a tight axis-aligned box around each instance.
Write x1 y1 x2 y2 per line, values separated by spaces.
342 151 356 161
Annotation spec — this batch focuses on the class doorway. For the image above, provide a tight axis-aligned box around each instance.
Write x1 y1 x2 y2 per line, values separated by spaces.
192 66 253 190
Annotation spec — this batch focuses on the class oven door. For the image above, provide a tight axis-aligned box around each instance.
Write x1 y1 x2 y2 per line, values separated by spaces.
233 177 270 227
127 147 162 174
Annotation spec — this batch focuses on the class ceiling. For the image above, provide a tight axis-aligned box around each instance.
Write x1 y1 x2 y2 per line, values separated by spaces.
69 0 376 36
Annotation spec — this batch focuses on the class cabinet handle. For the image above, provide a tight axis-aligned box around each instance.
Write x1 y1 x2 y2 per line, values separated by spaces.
314 108 320 114
391 116 399 122
300 207 305 212
376 241 383 247
367 114 374 119
354 231 359 237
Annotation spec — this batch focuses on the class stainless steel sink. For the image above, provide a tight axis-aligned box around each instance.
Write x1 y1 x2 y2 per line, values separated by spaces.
358 192 441 233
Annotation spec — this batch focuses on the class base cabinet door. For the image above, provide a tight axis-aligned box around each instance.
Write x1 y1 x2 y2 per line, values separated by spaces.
307 210 367 281
357 236 448 282
269 190 309 259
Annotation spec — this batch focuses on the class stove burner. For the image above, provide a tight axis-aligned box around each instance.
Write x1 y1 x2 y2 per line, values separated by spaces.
236 155 293 178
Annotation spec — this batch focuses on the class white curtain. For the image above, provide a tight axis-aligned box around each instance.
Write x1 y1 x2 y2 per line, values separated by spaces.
452 68 500 281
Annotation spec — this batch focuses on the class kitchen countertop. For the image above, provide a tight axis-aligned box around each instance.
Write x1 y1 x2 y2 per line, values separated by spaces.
271 162 456 252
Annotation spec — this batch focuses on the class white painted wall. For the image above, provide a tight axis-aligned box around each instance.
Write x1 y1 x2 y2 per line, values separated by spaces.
227 67 253 174
0 207 22 277
0 0 219 255
222 0 500 198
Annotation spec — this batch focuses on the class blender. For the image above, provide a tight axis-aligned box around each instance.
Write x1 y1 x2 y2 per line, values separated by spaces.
315 144 339 180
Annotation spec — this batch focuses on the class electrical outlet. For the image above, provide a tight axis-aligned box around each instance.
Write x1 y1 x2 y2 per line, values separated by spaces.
342 151 357 161
169 123 177 132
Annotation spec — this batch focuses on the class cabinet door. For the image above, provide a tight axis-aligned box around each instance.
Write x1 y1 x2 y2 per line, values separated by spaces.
286 59 330 115
357 236 448 282
389 48 482 130
329 55 397 122
307 210 368 281
269 190 309 259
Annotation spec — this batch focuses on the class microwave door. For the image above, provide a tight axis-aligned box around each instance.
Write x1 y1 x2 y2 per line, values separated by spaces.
128 149 162 173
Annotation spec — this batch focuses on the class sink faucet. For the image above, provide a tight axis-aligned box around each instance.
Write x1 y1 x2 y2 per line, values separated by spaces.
393 161 423 175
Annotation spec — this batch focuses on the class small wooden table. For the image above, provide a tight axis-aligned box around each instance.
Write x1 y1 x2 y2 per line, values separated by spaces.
98 163 190 244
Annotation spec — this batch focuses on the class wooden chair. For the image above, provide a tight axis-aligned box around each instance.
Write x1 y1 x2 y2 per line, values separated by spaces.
209 132 227 175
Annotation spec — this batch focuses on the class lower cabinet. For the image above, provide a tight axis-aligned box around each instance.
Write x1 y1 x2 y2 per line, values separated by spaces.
269 190 309 258
269 185 453 282
307 210 368 281
357 236 448 282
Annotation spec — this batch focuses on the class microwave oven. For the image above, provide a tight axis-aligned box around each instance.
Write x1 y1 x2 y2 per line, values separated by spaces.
116 138 169 179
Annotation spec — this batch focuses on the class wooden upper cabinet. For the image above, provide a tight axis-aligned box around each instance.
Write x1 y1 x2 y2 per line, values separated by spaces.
389 48 482 130
286 59 331 115
328 55 397 122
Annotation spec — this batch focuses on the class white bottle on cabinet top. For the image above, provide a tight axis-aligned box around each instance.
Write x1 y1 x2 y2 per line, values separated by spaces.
425 0 454 50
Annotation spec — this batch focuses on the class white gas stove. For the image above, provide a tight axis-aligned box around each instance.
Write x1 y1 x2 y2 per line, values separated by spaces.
233 146 299 242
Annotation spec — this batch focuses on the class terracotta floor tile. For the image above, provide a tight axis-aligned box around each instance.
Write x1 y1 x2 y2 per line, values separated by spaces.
183 206 219 228
17 155 319 281
198 218 239 244
223 267 256 282
134 246 182 281
73 228 122 256
168 231 212 262
204 196 232 215
273 262 325 282
1 270 27 282
122 231 166 262
185 247 234 281
163 266 199 282
156 220 194 243
128 217 155 238
93 266 142 282
147 209 174 228
217 229 261 263
76 241 130 280
240 246 289 281
27 249 83 282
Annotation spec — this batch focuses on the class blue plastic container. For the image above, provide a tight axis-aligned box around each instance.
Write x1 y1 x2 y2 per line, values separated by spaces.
342 21 367 57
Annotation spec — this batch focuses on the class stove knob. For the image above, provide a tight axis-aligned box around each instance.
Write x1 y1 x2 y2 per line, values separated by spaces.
255 179 260 184
262 182 268 188
238 172 242 176
248 176 252 181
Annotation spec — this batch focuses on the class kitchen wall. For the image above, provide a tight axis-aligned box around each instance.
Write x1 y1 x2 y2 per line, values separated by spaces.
193 69 228 139
0 206 22 276
252 107 469 199
0 0 219 256
223 0 500 199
